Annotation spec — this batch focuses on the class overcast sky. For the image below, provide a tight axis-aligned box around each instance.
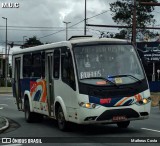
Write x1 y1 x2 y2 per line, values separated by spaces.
0 0 160 55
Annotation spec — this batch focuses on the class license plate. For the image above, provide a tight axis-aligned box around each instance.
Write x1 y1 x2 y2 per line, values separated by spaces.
112 116 127 121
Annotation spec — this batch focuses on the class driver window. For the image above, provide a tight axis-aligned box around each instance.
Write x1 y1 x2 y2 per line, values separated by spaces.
61 48 76 90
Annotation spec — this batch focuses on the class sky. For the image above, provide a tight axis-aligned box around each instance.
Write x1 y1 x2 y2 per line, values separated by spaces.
0 0 160 57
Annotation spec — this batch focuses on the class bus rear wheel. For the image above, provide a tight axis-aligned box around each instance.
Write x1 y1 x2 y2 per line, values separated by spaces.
117 121 130 128
24 99 35 122
57 106 69 131
24 99 43 122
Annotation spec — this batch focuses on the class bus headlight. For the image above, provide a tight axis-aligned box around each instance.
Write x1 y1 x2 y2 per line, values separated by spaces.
79 102 100 109
143 98 148 104
136 97 151 105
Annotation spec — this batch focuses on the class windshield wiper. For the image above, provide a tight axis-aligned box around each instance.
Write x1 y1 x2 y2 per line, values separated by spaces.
80 77 119 87
108 74 142 83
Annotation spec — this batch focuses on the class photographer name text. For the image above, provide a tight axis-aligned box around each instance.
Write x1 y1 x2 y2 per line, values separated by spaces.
131 138 158 143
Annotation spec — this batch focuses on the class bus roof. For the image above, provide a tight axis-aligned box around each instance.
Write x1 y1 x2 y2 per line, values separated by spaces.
12 37 130 55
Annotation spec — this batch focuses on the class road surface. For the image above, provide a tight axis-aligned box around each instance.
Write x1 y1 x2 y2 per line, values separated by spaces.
0 94 160 146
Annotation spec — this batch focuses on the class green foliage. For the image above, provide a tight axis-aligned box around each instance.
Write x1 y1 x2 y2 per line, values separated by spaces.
0 78 12 87
110 0 158 39
23 36 43 48
114 30 128 39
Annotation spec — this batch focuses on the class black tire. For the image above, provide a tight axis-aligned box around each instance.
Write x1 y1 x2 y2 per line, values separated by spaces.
24 99 43 123
24 99 34 122
57 106 69 131
117 121 130 128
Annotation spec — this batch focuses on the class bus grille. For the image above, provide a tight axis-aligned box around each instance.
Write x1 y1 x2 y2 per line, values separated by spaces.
96 108 139 121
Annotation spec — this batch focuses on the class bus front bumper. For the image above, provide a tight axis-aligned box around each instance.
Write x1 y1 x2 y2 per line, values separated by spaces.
76 102 151 124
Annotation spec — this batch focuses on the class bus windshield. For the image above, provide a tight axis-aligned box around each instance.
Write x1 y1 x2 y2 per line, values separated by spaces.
73 44 145 85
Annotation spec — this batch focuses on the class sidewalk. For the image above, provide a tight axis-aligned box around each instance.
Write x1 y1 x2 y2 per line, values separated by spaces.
151 92 160 107
0 87 12 94
0 87 11 132
0 116 9 132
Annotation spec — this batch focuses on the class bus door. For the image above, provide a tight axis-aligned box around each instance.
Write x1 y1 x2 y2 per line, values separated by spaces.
14 58 22 110
46 53 54 116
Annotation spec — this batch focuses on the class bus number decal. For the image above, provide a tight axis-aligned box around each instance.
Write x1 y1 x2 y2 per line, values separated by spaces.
100 98 111 104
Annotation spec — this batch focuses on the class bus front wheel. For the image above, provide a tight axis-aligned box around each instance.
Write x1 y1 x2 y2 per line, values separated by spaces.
57 106 69 131
117 121 130 128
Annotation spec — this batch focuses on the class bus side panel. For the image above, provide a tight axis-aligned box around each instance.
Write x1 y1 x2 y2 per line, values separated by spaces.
21 77 49 115
20 78 31 98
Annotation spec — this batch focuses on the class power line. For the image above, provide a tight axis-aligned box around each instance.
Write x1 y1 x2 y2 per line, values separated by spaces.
0 28 84 32
69 19 85 29
87 10 110 20
38 19 85 39
0 10 111 40
88 27 117 33
38 9 111 39
38 29 65 39
0 25 84 29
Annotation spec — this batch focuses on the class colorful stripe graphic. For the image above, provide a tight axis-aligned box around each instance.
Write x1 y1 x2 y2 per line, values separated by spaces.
30 79 47 103
89 93 143 107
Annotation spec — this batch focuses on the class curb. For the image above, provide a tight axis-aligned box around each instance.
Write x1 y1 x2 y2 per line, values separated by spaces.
0 92 12 95
0 117 9 132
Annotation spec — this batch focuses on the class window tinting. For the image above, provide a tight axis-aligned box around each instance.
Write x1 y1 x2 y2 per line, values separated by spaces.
53 50 60 79
32 53 41 77
41 53 45 78
61 48 76 90
23 54 32 77
23 52 45 78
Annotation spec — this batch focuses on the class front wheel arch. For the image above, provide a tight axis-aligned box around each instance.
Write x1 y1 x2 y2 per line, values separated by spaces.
56 105 70 131
24 97 34 122
24 96 43 123
54 97 68 121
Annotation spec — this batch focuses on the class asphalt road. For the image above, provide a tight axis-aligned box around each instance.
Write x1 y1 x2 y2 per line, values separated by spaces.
0 94 160 146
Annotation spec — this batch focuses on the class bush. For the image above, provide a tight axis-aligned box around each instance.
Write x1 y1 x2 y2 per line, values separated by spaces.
0 78 12 87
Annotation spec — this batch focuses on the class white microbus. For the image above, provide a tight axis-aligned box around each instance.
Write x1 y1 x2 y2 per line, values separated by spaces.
12 37 151 131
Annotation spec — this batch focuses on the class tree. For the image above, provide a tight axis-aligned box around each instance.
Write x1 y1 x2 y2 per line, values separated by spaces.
110 0 158 39
23 36 43 48
114 30 127 39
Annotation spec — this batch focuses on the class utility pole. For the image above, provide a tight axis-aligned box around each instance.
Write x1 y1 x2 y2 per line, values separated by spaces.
132 0 136 45
2 17 8 87
63 21 71 40
84 0 87 35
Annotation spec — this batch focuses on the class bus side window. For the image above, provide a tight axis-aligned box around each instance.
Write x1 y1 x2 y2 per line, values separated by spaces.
41 52 45 78
53 50 60 79
32 53 42 77
23 54 32 77
61 50 76 90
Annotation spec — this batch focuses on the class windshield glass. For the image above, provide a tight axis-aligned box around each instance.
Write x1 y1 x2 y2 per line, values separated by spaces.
73 44 145 85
